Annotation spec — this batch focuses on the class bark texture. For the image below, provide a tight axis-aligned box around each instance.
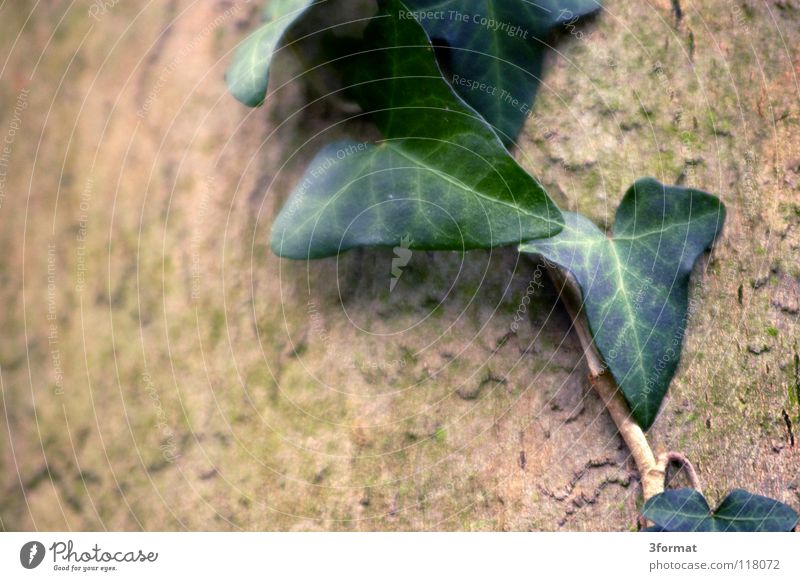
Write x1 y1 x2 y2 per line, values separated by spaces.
1 0 798 531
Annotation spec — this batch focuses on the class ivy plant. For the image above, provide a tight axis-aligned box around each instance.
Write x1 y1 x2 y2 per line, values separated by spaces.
643 489 799 532
271 1 561 258
226 0 799 532
403 0 601 143
226 0 315 107
521 178 726 430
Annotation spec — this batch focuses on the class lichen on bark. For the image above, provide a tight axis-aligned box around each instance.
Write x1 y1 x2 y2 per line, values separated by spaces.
0 0 798 531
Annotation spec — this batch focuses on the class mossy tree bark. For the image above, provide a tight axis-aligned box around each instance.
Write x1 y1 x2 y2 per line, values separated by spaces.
0 0 798 531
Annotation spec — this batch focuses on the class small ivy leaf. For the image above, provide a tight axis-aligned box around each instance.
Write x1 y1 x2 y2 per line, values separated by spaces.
225 0 315 107
271 0 563 259
520 178 725 429
643 489 799 532
403 0 602 144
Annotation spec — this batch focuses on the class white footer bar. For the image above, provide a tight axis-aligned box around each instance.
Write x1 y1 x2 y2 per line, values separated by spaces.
1 532 798 579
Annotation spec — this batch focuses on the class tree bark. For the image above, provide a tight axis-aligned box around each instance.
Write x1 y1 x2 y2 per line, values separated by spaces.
1 0 798 531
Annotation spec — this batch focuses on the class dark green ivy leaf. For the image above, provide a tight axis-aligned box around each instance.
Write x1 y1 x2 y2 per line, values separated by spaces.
643 489 799 532
520 178 725 429
270 0 562 259
225 0 315 106
404 0 602 143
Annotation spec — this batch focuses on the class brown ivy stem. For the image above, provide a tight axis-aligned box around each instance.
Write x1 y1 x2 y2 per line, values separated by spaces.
658 452 702 491
544 265 701 503
586 370 666 502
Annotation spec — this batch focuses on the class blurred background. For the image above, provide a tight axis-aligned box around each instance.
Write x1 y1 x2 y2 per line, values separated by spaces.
0 0 798 531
